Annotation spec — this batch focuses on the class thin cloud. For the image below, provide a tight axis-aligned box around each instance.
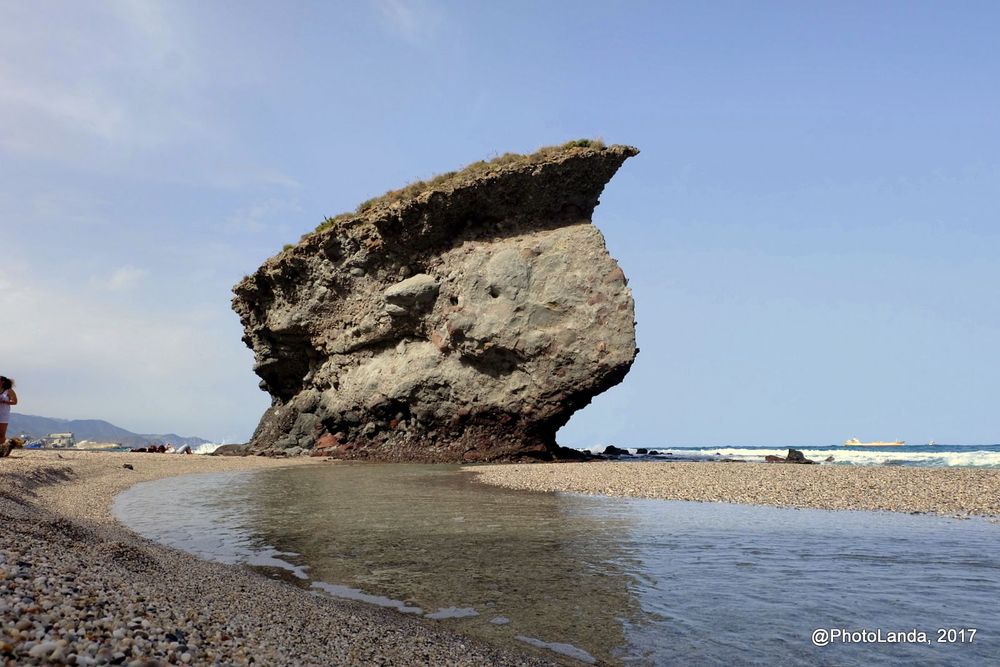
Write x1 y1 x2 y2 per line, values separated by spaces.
2 267 191 376
373 0 446 44
0 66 126 142
0 2 189 161
225 198 302 233
95 265 148 291
0 263 265 439
0 1 296 190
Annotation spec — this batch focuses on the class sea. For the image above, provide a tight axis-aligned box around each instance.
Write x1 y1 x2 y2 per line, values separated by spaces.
581 443 1000 468
114 463 1000 666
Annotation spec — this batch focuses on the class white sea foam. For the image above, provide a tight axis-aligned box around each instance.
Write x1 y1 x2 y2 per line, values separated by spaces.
191 442 225 455
515 635 597 664
582 444 1000 467
425 606 479 619
310 581 424 614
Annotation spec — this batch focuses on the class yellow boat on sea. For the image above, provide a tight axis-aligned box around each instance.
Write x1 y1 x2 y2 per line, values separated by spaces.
843 438 905 447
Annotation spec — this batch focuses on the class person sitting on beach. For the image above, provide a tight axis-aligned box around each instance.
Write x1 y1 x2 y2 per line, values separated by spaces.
0 376 18 458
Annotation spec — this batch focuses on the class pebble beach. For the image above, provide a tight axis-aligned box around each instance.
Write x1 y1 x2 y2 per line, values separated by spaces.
468 461 1000 517
4 452 997 666
0 451 551 666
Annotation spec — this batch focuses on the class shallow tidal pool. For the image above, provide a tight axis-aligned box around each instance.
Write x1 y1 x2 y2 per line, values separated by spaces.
114 464 999 666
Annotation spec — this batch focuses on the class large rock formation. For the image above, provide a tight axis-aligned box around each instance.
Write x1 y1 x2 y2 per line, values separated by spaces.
233 142 639 461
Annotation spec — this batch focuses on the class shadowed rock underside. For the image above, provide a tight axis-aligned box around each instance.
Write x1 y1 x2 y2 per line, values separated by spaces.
233 143 639 462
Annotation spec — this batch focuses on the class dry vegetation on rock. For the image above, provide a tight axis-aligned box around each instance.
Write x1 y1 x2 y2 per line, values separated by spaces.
311 139 608 238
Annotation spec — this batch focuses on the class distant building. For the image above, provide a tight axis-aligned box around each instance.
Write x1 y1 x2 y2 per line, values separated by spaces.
44 433 76 448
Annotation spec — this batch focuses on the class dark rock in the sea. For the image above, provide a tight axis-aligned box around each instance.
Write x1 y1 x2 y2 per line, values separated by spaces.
786 448 815 464
602 445 630 457
766 449 816 464
647 450 659 455
232 143 639 462
635 448 648 455
824 455 835 463
211 444 249 457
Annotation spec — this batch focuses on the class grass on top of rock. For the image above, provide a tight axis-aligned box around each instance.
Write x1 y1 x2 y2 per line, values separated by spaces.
311 139 607 237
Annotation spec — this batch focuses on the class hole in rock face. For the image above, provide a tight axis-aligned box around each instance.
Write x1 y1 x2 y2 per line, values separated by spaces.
460 346 523 378
487 286 501 299
449 296 459 305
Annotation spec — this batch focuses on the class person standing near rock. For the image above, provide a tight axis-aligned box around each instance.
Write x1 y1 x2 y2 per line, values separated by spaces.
0 376 18 458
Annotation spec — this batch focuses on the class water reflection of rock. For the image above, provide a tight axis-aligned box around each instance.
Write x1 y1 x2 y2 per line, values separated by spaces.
244 464 643 664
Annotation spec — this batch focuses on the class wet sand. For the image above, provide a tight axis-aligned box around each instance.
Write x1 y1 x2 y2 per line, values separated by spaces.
0 451 550 666
467 461 1000 517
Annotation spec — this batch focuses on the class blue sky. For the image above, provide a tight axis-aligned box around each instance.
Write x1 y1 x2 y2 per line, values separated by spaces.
2 1 997 445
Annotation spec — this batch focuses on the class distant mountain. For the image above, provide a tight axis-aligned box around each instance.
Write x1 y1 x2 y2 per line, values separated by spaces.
8 413 211 448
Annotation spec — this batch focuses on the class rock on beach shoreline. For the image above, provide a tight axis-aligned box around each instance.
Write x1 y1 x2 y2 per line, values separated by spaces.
0 451 552 666
233 142 640 463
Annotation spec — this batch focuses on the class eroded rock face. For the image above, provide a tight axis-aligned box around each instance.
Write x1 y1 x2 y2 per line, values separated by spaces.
233 144 639 461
